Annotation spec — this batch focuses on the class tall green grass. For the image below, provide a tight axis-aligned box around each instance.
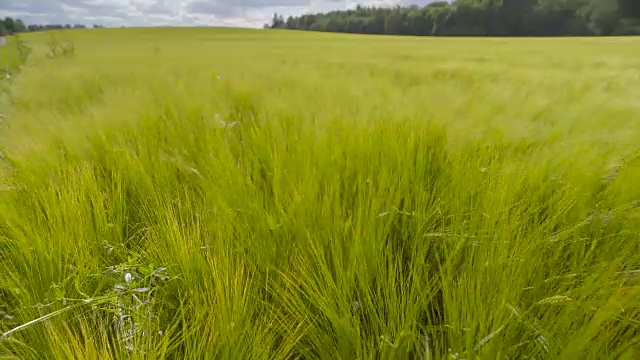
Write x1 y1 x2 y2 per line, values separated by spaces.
1 28 640 358
0 35 30 116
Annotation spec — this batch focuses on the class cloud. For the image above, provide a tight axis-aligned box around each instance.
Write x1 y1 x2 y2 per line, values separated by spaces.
0 0 432 28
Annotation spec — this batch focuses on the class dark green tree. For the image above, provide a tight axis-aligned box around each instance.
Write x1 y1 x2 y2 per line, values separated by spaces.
447 2 488 35
14 19 27 33
270 13 286 29
3 17 15 34
384 8 405 34
500 0 537 35
619 0 640 18
286 16 296 29
429 5 454 35
589 0 620 34
370 11 386 34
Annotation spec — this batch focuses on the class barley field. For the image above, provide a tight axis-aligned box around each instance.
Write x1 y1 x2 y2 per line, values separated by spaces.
1 28 640 359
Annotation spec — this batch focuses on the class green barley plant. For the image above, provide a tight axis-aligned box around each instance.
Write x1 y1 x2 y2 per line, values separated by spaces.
0 27 640 359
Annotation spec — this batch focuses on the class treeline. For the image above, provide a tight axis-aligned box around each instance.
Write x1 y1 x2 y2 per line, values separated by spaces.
0 18 27 35
0 17 104 36
269 0 640 36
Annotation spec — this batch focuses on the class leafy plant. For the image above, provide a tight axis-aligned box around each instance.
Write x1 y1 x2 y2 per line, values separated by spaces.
46 33 76 59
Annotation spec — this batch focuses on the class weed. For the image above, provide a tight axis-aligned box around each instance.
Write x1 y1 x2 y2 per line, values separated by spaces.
46 32 75 59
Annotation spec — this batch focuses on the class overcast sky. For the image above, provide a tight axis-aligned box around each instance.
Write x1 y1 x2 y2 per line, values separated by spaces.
1 0 435 28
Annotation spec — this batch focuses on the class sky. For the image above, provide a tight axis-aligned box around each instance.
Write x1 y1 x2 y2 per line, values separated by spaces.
0 0 435 29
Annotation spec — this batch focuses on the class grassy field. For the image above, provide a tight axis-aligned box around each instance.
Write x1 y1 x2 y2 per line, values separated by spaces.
1 28 640 358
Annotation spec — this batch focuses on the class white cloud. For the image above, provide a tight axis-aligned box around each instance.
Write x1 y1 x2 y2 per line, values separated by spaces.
1 0 431 28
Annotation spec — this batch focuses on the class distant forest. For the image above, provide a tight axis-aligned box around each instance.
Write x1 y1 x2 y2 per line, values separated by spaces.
268 0 640 36
0 17 104 36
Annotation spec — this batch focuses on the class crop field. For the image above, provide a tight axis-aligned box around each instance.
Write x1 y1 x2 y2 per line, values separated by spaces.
1 28 640 358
